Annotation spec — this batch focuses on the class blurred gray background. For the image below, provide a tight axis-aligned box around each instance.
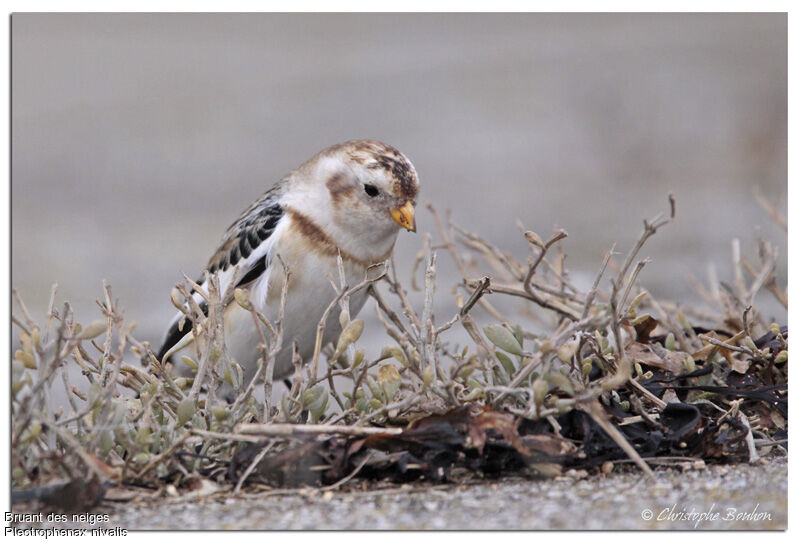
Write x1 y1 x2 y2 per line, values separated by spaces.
12 13 787 346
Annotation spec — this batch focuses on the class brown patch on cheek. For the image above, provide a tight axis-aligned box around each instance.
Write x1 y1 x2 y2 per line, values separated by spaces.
326 172 355 206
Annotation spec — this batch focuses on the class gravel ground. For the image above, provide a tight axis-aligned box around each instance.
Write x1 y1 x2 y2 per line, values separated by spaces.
56 458 784 530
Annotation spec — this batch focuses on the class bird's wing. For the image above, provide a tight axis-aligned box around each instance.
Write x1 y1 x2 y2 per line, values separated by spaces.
156 181 287 362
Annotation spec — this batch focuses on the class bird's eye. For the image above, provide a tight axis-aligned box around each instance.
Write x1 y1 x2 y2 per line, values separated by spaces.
364 184 379 197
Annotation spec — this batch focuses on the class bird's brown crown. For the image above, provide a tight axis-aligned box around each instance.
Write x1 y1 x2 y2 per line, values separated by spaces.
323 139 419 202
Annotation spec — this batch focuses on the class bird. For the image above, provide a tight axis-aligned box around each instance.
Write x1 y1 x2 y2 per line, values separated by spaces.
155 140 419 386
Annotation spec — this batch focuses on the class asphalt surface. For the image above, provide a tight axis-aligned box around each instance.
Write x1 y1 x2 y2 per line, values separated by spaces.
27 458 785 531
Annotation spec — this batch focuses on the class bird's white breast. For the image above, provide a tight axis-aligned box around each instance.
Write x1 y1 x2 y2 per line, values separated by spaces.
224 238 373 382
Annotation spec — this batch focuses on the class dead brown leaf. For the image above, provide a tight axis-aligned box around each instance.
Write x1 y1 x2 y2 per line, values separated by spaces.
625 341 688 374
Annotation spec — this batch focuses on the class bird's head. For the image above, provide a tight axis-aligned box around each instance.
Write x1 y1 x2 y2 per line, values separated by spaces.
287 140 419 264
325 139 418 231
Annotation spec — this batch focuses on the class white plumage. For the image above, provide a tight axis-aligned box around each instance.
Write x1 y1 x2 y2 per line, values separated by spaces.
157 140 419 384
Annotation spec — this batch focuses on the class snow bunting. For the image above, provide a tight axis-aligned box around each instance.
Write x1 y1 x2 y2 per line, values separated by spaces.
156 140 419 383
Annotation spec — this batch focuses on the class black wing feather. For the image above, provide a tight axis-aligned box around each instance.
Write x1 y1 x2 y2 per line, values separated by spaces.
157 182 286 363
156 301 208 362
235 255 268 288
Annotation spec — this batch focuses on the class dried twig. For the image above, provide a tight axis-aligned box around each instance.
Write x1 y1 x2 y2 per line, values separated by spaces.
236 423 403 437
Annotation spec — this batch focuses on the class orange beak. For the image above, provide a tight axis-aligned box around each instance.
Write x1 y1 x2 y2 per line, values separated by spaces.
390 201 416 232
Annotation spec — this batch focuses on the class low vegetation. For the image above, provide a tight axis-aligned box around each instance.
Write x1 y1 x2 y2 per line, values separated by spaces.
10 195 787 508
